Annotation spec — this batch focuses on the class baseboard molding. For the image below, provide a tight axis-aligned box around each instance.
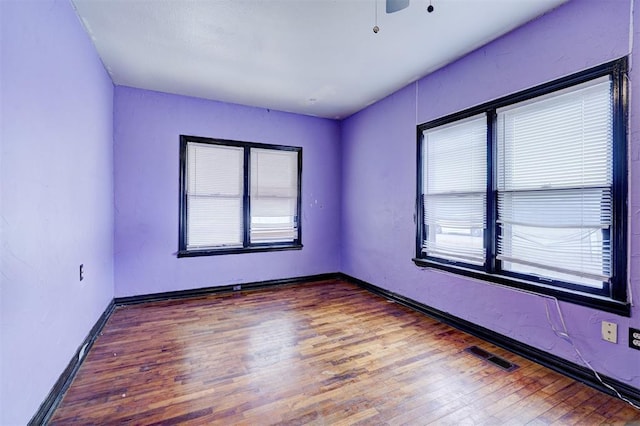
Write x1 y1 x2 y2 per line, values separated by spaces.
30 273 341 424
114 272 341 306
339 272 640 407
29 299 116 426
30 272 639 424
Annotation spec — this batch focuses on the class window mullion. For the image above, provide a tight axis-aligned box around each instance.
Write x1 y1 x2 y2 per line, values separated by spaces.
178 138 188 252
415 129 425 259
243 146 251 248
486 110 498 274
295 149 303 245
610 59 628 301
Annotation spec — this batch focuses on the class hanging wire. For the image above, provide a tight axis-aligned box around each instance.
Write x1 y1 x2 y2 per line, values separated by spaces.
544 298 640 410
415 81 419 125
424 268 640 410
627 0 634 308
373 0 380 33
629 0 634 71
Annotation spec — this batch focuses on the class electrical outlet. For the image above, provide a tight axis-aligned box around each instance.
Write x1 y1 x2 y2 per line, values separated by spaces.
601 321 617 343
629 327 640 351
79 264 84 281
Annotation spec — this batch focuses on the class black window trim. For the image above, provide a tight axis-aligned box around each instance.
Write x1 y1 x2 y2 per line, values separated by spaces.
414 57 630 316
178 135 303 257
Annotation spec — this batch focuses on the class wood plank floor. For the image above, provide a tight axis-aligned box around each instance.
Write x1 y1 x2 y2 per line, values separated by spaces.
50 279 640 425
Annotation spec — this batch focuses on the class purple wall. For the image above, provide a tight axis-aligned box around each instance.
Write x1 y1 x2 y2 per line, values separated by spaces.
2 0 639 423
342 0 640 389
113 87 341 297
0 0 115 424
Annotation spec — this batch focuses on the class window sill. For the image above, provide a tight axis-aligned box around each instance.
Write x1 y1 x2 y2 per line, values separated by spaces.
412 258 630 317
178 244 303 258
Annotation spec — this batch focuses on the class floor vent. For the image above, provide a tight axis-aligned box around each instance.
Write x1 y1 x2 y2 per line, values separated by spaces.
465 345 519 372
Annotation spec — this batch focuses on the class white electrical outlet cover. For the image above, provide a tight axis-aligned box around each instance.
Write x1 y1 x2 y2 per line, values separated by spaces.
601 321 617 343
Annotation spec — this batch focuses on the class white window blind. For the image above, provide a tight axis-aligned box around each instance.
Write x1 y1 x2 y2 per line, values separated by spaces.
422 114 487 265
496 76 612 288
186 143 244 248
250 148 299 243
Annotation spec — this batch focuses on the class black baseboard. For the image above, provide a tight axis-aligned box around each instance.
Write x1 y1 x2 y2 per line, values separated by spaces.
30 273 341 424
30 272 639 424
339 273 640 407
29 299 116 426
114 272 341 306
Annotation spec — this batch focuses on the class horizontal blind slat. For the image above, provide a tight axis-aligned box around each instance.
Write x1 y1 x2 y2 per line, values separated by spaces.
496 76 612 288
250 148 299 243
186 143 244 248
422 114 487 265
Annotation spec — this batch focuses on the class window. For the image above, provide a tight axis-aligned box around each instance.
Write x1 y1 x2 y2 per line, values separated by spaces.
497 77 613 289
415 58 629 315
422 114 487 265
179 136 302 257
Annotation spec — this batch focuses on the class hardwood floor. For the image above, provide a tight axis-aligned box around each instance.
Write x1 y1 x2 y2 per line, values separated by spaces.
50 279 640 425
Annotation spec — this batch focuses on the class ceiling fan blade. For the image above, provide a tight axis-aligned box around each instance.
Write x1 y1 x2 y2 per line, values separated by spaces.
386 0 410 13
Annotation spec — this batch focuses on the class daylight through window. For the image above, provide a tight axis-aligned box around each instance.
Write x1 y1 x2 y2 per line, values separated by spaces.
415 58 628 314
179 136 302 257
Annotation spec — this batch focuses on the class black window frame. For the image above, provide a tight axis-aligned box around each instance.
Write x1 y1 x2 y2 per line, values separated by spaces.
178 135 303 257
414 57 629 316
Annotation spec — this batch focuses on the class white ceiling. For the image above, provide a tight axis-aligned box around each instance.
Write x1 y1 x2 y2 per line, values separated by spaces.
71 0 568 119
